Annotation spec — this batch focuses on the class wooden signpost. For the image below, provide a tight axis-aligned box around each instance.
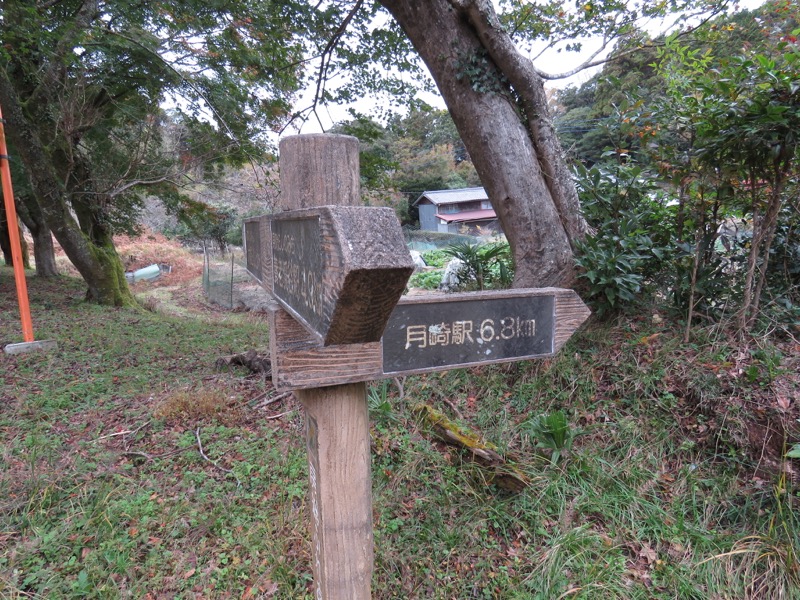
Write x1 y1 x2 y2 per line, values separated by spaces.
247 134 590 599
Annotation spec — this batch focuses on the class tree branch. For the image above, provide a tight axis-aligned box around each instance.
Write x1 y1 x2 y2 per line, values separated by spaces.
281 0 364 133
107 31 241 145
106 175 181 198
29 0 101 110
195 427 242 487
542 10 726 81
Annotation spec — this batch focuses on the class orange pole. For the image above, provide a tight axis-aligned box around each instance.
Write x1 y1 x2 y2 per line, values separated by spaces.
0 105 35 343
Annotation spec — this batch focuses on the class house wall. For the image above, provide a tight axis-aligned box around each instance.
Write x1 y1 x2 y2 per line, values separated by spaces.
416 193 497 232
418 202 438 231
439 201 483 214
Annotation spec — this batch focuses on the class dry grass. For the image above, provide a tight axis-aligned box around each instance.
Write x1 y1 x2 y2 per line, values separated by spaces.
704 534 800 599
51 229 204 288
153 384 245 426
115 231 203 287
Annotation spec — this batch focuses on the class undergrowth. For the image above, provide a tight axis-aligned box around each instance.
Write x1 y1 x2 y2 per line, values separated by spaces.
1 268 798 598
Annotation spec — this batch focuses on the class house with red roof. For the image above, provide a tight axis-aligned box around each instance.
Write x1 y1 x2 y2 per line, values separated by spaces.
413 187 501 235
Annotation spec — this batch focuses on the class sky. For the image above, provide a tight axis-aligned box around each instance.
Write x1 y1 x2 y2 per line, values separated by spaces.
286 0 771 136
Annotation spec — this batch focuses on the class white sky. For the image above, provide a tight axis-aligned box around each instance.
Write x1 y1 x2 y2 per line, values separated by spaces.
285 0 771 136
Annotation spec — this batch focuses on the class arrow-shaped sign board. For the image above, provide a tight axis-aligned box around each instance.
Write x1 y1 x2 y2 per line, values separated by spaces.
266 288 590 391
382 292 555 375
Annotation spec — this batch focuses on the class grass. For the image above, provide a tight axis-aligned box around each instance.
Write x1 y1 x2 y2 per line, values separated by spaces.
2 266 799 599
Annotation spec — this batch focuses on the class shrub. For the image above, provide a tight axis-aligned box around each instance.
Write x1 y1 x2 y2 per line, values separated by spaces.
573 161 672 316
442 241 514 291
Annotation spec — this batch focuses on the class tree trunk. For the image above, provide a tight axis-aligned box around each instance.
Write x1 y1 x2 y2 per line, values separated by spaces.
379 0 587 287
0 203 30 268
15 193 59 277
740 163 791 331
0 69 134 306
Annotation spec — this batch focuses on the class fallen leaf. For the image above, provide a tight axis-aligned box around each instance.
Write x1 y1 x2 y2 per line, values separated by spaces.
639 544 657 565
183 568 196 579
261 580 279 596
639 333 662 345
667 542 685 560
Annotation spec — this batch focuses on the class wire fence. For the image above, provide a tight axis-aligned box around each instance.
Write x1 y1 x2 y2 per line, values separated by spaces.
202 245 270 310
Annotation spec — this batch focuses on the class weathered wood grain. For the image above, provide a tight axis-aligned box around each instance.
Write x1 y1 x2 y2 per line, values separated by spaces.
279 134 361 210
278 134 374 600
268 205 413 345
268 304 382 392
304 386 373 600
552 288 592 352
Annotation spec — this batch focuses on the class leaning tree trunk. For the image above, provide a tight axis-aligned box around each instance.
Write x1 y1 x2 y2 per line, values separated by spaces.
739 158 792 332
0 71 134 306
1 203 30 268
15 192 59 277
379 0 587 287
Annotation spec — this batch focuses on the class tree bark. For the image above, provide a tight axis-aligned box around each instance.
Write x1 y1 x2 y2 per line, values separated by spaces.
378 0 586 287
0 68 134 305
1 200 31 268
15 193 59 277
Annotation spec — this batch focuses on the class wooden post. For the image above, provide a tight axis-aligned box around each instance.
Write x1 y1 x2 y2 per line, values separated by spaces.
303 383 373 600
279 134 373 600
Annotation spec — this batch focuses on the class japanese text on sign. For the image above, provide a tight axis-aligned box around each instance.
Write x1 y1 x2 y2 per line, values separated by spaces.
271 217 325 332
383 295 555 374
404 316 536 349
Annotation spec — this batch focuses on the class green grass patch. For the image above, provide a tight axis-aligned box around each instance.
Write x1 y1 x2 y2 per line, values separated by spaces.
420 249 451 269
2 269 798 598
408 270 444 290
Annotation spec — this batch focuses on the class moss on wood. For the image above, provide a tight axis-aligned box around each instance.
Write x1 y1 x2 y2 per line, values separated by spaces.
413 403 529 492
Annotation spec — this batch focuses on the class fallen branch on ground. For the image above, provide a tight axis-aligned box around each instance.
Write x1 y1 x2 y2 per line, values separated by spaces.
94 422 150 443
265 409 296 421
195 427 242 488
215 349 271 375
252 390 292 410
413 404 529 492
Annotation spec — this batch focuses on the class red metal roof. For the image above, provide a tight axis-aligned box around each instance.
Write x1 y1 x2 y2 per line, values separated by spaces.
436 209 497 223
